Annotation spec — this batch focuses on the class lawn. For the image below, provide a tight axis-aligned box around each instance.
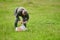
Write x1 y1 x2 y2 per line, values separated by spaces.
0 0 60 40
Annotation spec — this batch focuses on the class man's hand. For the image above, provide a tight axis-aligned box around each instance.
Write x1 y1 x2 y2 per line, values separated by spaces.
18 21 22 24
23 21 27 24
18 21 27 24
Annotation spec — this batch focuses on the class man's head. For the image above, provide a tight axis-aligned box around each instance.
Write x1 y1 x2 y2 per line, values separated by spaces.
22 10 27 15
17 7 25 13
17 7 27 15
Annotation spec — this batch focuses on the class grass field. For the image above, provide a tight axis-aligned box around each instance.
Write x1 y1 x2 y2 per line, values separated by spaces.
0 0 60 40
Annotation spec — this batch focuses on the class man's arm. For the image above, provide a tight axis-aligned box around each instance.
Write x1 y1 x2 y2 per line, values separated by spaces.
26 14 29 21
23 14 29 24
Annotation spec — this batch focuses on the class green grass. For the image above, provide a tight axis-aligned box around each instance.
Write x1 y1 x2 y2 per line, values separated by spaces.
0 0 60 40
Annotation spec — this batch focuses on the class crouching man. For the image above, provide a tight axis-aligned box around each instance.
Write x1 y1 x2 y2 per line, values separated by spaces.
14 7 29 31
